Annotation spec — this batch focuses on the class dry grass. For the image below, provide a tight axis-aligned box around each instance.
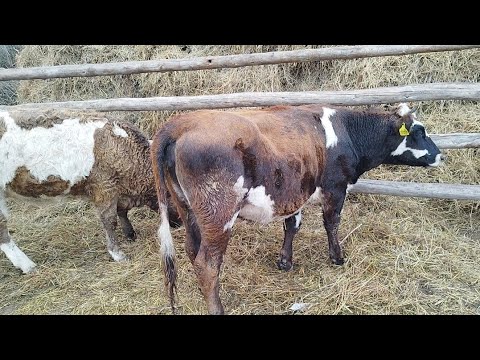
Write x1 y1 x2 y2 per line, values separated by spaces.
0 45 22 105
0 45 478 315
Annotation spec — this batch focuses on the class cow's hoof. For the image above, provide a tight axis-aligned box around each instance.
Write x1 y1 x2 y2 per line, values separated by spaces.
125 230 137 241
330 257 344 266
277 257 293 271
109 249 128 262
22 263 38 274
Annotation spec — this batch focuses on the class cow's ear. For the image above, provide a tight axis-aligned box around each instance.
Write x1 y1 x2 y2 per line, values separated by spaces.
394 117 413 137
409 105 419 117
396 103 411 117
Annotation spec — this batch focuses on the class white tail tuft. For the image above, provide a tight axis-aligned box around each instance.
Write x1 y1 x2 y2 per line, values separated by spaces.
157 203 175 259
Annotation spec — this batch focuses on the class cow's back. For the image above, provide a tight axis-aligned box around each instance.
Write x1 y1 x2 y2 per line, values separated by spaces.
0 110 154 202
166 107 326 216
89 119 157 206
0 110 108 197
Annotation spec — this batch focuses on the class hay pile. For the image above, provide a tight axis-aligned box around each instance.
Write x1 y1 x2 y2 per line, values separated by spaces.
0 45 479 314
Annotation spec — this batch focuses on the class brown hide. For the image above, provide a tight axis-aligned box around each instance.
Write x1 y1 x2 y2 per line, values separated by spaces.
153 103 442 314
152 105 329 315
168 106 326 217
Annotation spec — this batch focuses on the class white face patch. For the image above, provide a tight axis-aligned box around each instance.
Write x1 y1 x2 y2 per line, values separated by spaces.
396 103 411 116
429 153 443 167
157 203 175 258
238 185 275 224
0 239 37 273
321 108 338 148
223 211 240 232
113 123 128 138
108 249 127 262
391 137 428 159
294 211 302 229
307 187 323 204
0 112 107 190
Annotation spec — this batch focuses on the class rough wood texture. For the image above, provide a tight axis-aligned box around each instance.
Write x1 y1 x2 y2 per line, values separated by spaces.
2 83 479 112
430 133 480 149
0 45 478 81
348 180 480 200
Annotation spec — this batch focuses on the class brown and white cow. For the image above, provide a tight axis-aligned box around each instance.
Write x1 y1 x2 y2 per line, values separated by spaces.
150 103 443 314
0 109 180 274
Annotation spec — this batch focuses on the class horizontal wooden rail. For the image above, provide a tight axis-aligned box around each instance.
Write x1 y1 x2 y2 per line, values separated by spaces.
348 180 480 200
2 83 479 112
0 45 478 81
430 133 480 149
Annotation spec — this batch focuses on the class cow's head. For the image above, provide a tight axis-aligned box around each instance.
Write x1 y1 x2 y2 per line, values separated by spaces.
385 103 443 167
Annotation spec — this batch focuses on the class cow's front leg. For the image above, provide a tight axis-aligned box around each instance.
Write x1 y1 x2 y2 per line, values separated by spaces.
0 195 36 273
321 187 347 265
277 210 302 271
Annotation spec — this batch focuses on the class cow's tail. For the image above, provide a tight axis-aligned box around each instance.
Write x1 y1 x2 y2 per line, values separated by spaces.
151 128 177 313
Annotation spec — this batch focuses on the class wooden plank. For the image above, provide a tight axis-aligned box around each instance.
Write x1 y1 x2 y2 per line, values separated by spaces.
2 82 479 112
0 45 478 81
430 133 480 149
348 180 480 200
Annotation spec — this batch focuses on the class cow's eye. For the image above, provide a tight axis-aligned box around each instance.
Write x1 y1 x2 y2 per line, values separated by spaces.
415 128 425 139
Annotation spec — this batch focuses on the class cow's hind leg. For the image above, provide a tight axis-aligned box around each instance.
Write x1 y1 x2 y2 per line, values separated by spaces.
96 197 127 262
164 173 201 264
169 185 232 314
192 199 241 315
117 208 136 241
194 229 230 315
188 183 240 315
173 201 201 265
0 192 36 273
277 210 302 271
174 200 228 314
167 198 183 229
184 209 201 264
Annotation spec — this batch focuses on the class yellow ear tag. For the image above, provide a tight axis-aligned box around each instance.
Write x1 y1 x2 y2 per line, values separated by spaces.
399 123 410 136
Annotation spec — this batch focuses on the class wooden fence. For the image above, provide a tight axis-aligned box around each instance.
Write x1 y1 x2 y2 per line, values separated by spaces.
1 45 479 200
2 83 479 112
0 45 477 81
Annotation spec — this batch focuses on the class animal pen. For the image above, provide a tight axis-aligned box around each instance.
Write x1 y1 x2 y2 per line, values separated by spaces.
0 45 479 314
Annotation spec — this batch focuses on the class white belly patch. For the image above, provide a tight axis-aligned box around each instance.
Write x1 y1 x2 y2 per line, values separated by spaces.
224 177 308 230
238 185 275 224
